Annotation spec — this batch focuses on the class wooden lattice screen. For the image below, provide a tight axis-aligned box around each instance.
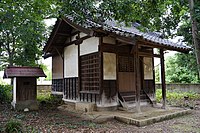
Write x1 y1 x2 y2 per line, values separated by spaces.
80 52 100 91
118 55 134 72
52 79 63 92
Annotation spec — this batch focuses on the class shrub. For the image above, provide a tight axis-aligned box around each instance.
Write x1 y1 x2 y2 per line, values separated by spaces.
37 92 62 109
0 84 12 103
156 89 200 107
5 119 23 133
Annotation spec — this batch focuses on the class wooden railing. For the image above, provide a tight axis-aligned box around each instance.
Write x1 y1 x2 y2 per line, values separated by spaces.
52 79 63 92
79 90 100 103
63 77 78 100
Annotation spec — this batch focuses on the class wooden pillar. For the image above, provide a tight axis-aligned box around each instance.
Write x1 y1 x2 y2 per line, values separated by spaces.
12 77 17 108
99 37 103 104
78 42 81 100
160 49 166 109
135 44 141 113
62 50 65 99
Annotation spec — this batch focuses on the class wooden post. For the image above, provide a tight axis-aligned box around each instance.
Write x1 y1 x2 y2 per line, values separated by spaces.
63 53 65 99
99 37 103 104
78 43 81 100
135 44 141 113
160 49 166 109
12 77 17 109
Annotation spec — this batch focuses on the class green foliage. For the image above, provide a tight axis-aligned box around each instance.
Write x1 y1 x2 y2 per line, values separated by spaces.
0 84 12 103
60 0 189 37
0 0 58 69
37 91 62 108
37 91 52 102
165 53 200 83
156 89 200 107
39 64 52 81
5 119 23 133
44 70 52 81
155 65 160 83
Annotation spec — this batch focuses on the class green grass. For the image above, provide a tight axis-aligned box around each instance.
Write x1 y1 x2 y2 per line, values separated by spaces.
156 89 200 107
5 119 23 133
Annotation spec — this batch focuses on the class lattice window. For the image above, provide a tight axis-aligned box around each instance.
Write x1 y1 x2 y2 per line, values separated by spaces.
118 55 134 72
80 52 100 91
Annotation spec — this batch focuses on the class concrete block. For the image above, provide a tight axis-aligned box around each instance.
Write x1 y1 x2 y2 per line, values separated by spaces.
97 105 118 111
75 102 96 112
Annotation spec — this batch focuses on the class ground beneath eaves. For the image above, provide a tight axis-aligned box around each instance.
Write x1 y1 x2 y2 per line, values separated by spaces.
0 102 200 133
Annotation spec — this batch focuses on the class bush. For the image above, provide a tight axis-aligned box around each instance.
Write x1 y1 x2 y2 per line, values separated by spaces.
156 89 200 107
5 119 23 133
0 84 12 103
37 92 62 109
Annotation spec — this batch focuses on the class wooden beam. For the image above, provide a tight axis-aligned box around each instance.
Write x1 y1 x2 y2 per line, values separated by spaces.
62 18 92 35
116 40 119 94
160 49 166 109
99 37 104 97
113 35 136 45
44 19 62 52
135 43 141 113
138 39 190 53
78 37 81 100
62 48 65 99
138 52 161 58
56 33 70 36
64 35 91 47
71 30 80 36
53 46 63 59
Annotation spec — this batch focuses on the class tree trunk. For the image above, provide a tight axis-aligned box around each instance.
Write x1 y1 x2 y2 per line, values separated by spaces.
189 0 200 79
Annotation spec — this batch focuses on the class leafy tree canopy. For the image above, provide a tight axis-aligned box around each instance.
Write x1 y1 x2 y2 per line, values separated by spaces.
1 0 199 80
60 0 190 37
165 52 199 83
0 0 58 70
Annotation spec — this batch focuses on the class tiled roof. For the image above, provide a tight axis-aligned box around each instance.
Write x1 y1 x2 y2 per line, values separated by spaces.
65 16 191 52
3 66 46 78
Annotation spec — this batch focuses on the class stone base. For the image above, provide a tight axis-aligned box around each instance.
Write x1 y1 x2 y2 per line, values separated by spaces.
75 102 96 112
115 109 191 127
96 105 118 111
11 100 39 111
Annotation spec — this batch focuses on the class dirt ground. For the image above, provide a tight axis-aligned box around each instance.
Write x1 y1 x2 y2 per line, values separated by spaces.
0 102 200 133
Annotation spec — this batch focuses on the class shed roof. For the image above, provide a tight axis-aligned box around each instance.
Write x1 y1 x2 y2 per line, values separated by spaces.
65 16 191 52
3 66 46 78
44 16 191 56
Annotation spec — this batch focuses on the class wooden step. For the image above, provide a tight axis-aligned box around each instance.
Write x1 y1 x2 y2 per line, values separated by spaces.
118 91 153 110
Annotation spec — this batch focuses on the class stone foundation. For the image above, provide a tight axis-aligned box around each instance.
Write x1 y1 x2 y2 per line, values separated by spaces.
75 102 96 112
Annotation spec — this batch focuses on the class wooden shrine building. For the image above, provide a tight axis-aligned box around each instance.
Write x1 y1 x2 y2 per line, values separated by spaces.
44 16 191 111
4 66 46 110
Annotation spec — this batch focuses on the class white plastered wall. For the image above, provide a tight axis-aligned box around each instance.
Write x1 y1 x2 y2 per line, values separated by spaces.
64 44 78 78
144 57 153 79
103 52 117 80
64 32 99 77
80 36 99 56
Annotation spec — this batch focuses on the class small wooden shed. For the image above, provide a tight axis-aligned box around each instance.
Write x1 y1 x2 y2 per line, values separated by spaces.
43 16 191 112
4 66 46 110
